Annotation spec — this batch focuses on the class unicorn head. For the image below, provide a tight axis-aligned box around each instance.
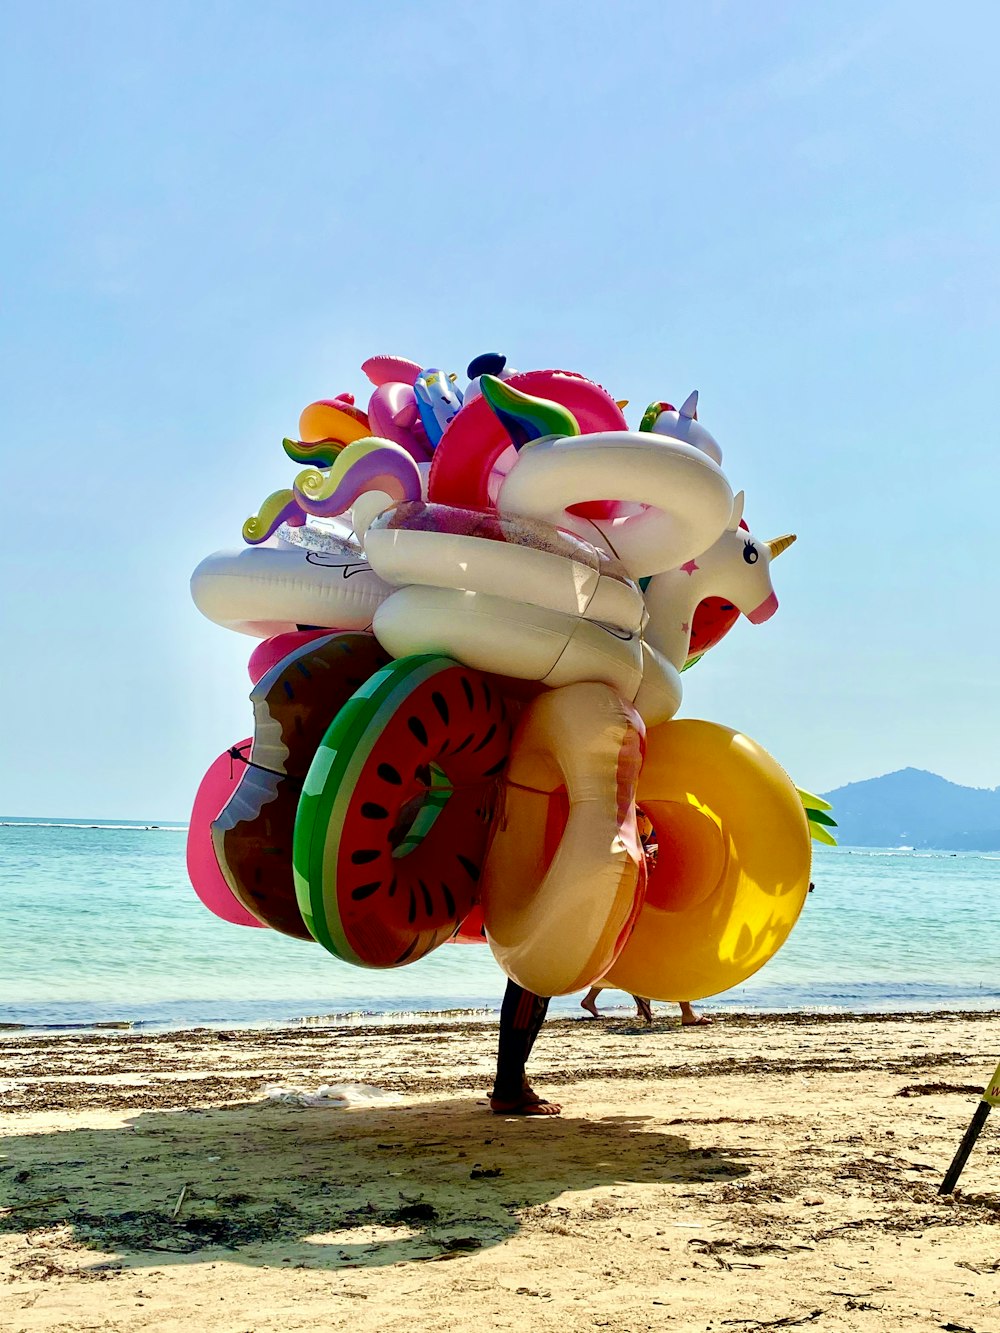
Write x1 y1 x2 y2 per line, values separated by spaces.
641 492 796 669
640 391 723 465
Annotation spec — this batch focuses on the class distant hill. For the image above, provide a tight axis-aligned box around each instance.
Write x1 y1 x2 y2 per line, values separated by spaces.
823 768 1000 851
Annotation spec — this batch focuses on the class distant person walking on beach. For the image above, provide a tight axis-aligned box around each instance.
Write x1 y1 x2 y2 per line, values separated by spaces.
580 985 712 1026
576 807 714 1028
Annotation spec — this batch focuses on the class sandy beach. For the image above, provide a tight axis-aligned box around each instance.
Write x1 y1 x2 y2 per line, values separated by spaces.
2 1010 999 1332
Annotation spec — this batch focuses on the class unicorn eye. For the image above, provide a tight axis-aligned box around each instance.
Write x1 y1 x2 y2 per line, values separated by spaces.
743 541 759 564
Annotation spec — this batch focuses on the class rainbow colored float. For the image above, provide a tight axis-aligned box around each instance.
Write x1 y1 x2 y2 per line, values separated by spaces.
188 350 833 1001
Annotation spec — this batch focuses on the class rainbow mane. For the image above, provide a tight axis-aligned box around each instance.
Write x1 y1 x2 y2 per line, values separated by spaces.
479 374 581 449
293 437 422 519
282 437 349 469
242 489 307 545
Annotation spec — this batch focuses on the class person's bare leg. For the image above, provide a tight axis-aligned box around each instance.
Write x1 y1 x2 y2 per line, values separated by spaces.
580 986 603 1018
679 1000 712 1026
634 996 653 1024
491 981 561 1115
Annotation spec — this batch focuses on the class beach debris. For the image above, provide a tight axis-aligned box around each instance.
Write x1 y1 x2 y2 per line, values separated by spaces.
896 1082 984 1097
416 1235 486 1263
955 1257 1000 1274
470 1166 502 1179
687 1239 763 1270
0 1194 68 1216
391 1202 437 1223
720 1311 824 1329
264 1082 401 1108
170 1184 188 1220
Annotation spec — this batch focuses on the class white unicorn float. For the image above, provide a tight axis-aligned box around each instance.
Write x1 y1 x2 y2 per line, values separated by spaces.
642 490 796 671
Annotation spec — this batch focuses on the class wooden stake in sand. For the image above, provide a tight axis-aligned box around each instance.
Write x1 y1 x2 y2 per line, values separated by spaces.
939 1057 1000 1195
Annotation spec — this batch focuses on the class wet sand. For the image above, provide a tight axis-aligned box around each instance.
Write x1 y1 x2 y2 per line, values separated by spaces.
2 1010 1000 1331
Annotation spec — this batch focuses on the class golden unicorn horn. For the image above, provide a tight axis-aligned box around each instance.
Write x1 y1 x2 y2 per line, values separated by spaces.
767 534 797 558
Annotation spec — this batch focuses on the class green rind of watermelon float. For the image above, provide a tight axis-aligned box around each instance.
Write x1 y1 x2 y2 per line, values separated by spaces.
293 654 511 968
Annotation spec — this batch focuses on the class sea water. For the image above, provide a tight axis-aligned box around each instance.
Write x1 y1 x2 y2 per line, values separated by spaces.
1 820 998 1031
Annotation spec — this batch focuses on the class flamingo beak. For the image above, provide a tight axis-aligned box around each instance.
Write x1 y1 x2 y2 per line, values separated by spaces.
747 591 778 624
766 534 797 559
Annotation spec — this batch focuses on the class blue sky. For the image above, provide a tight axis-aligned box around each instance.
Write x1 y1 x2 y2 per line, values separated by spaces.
2 1 998 819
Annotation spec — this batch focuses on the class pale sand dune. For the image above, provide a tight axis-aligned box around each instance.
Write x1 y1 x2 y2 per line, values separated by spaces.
2 1011 1000 1331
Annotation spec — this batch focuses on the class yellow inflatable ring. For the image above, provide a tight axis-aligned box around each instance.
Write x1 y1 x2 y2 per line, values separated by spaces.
604 719 811 1002
482 681 646 996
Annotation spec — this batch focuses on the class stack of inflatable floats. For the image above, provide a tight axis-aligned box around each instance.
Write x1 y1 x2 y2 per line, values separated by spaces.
188 352 836 1001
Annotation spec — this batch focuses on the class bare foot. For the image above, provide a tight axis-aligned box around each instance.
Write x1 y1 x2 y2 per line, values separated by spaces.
490 1085 561 1116
634 997 654 1024
580 996 602 1019
681 1014 713 1026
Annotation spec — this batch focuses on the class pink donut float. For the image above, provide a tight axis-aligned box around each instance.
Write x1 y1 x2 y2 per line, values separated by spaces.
186 741 265 928
247 629 334 685
428 370 627 512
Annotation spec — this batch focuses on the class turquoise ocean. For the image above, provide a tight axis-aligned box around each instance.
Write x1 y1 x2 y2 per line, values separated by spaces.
2 820 998 1032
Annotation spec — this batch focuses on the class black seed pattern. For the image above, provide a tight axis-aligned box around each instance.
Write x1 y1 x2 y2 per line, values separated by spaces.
440 882 455 916
419 880 434 916
408 716 428 746
395 938 419 965
452 733 474 754
431 691 449 724
378 763 403 785
351 849 380 865
350 881 381 900
361 802 388 819
387 875 397 897
283 681 295 701
482 756 507 777
481 679 492 709
457 854 480 881
473 723 497 753
461 677 475 709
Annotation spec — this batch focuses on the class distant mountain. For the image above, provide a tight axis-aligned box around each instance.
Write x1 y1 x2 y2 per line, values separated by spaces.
822 768 1000 851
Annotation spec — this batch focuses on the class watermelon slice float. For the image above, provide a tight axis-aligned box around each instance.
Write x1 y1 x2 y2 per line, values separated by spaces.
293 655 512 968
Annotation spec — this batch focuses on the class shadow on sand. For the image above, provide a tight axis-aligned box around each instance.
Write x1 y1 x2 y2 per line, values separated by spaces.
1 1096 751 1271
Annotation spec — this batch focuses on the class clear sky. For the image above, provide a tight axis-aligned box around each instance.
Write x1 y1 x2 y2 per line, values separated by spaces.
2 1 998 819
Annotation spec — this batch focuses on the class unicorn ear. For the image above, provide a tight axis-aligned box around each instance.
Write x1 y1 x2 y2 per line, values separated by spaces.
679 390 699 420
727 490 745 530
